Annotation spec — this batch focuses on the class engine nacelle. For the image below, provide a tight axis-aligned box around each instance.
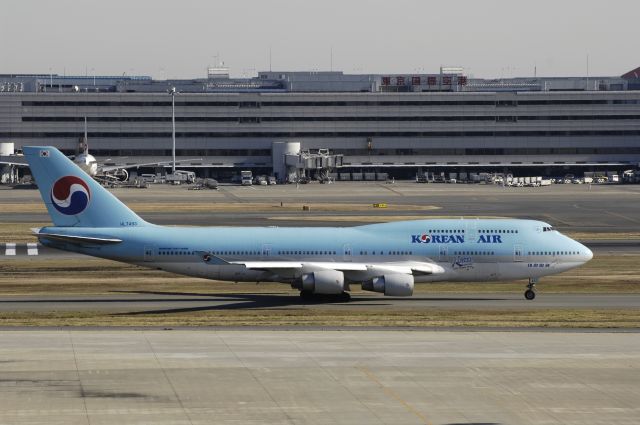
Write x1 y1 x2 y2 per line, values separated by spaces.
294 270 345 294
362 274 414 297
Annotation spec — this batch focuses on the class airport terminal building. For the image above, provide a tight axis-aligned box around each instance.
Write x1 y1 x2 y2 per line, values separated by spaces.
1 66 640 180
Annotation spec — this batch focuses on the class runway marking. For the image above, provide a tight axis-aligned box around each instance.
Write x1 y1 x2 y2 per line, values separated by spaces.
605 211 640 224
378 183 405 196
5 243 16 256
541 214 573 227
27 243 38 256
218 333 297 423
358 366 432 425
67 332 91 425
143 333 195 425
217 187 244 203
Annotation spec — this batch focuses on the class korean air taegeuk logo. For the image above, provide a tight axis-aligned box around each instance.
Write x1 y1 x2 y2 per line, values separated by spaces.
50 176 91 215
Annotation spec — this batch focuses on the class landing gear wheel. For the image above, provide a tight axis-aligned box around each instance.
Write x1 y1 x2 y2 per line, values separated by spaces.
299 291 351 302
338 292 351 302
299 290 314 301
524 278 538 301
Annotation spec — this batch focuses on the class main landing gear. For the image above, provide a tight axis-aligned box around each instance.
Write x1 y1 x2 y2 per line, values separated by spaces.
524 278 538 300
299 290 351 302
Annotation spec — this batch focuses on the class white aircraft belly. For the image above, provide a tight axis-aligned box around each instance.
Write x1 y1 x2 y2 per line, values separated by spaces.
147 258 588 286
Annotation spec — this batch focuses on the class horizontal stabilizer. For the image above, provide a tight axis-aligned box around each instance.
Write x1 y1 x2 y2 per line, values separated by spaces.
37 233 122 245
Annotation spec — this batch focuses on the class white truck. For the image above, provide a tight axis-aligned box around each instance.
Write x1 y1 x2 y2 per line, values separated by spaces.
241 170 253 186
165 170 196 185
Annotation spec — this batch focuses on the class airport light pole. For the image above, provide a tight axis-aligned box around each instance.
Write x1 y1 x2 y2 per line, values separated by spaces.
169 87 177 174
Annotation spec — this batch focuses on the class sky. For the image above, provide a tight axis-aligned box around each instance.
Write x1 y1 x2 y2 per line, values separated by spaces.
3 0 638 79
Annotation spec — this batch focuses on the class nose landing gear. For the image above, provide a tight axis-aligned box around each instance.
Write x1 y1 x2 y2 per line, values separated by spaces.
524 278 538 300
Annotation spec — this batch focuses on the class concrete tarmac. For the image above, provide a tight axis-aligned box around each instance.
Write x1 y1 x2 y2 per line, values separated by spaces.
0 293 638 313
1 184 638 424
3 182 640 232
0 329 637 425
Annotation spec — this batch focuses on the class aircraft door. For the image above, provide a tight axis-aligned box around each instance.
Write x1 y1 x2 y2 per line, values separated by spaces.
343 244 353 262
465 219 478 242
438 245 448 262
513 244 524 262
261 244 272 258
551 249 559 266
143 245 156 262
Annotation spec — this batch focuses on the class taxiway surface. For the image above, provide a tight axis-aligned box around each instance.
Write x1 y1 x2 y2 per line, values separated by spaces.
0 329 637 425
0 292 638 313
2 182 640 232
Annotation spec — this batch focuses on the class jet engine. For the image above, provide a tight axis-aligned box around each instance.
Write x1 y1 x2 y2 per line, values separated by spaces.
362 274 414 296
293 270 345 294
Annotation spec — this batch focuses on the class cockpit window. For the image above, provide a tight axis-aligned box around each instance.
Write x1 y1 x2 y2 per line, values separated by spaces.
542 226 554 232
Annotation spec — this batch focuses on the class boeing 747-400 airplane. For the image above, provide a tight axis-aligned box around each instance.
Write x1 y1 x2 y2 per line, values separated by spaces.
24 146 593 301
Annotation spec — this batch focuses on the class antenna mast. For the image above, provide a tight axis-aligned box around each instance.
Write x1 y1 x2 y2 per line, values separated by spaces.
586 54 590 91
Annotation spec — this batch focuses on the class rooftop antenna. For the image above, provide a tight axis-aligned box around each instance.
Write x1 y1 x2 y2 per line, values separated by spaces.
586 54 590 91
330 46 333 72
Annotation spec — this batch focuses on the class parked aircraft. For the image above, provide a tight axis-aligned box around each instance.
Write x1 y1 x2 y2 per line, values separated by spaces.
3 119 197 184
24 146 593 301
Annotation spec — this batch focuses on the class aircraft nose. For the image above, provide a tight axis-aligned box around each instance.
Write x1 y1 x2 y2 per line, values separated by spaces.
581 244 593 262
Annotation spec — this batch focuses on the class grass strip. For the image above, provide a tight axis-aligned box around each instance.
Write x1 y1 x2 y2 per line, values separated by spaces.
0 309 638 328
1 254 639 295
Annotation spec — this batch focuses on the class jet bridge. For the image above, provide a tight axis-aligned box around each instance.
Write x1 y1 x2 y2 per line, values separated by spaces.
285 148 344 183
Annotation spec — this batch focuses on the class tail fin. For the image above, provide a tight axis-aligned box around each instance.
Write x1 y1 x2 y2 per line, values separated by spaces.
24 146 148 228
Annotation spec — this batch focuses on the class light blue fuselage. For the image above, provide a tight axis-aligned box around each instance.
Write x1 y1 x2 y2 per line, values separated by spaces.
39 218 592 284
24 146 594 299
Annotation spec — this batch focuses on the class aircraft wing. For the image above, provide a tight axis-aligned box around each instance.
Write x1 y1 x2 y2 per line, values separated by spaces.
0 159 28 166
198 253 444 276
237 260 445 277
234 261 369 271
100 158 203 172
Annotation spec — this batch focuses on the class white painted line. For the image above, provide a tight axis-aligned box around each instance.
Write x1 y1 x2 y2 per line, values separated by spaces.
5 243 16 256
27 243 38 256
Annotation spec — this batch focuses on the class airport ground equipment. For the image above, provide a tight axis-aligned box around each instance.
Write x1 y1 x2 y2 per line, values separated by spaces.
240 170 253 186
285 149 343 183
